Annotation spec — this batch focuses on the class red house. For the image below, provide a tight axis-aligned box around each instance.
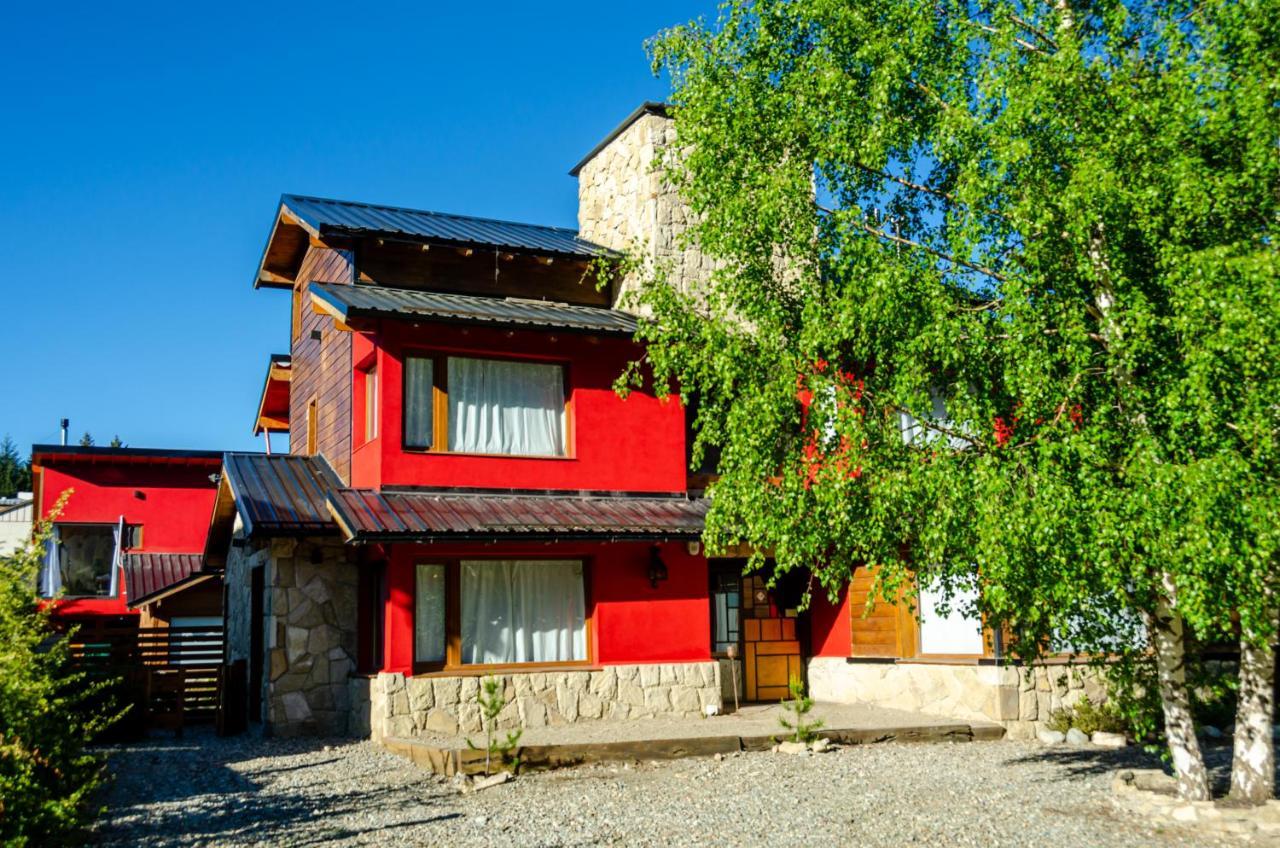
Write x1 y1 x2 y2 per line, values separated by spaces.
208 104 1044 742
31 444 224 629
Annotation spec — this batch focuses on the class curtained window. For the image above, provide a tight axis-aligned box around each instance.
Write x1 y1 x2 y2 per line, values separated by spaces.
403 356 435 449
39 523 120 598
414 564 446 665
412 558 588 669
401 353 567 456
917 573 984 655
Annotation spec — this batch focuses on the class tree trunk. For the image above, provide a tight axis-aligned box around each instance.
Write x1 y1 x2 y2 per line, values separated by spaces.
1150 594 1212 801
1230 608 1278 804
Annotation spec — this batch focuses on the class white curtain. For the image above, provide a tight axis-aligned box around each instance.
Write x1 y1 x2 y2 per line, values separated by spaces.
39 525 62 598
448 357 565 456
108 516 122 598
404 356 435 448
918 573 984 655
415 564 446 663
460 560 585 664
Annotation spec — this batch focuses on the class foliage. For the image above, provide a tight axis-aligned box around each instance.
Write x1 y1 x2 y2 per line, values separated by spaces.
778 675 823 744
630 0 1278 795
0 438 30 499
465 677 522 776
1046 694 1127 736
0 495 122 845
108 436 124 449
77 433 93 448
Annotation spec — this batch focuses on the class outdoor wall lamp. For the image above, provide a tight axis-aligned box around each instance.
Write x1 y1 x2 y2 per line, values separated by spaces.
648 546 669 589
686 540 702 557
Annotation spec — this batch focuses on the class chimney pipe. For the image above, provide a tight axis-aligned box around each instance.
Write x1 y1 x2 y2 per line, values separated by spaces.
60 418 69 446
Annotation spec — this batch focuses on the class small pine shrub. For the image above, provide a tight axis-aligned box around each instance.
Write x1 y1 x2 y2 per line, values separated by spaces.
778 675 824 744
466 677 523 775
1046 694 1127 736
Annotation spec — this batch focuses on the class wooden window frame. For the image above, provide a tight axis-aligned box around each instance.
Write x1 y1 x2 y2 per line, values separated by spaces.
412 556 594 676
305 397 318 456
400 350 574 459
709 562 743 659
362 364 379 443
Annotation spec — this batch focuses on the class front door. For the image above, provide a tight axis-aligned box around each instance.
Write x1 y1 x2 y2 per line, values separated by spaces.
741 572 804 702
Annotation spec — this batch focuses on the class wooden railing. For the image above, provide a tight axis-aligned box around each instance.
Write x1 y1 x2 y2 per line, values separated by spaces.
61 622 225 734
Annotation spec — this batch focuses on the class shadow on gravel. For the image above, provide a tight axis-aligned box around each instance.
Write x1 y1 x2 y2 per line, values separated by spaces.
1006 746 1164 779
92 731 460 847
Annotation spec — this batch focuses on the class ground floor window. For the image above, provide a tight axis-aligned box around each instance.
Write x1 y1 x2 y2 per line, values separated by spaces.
414 558 588 671
710 569 741 654
917 574 984 656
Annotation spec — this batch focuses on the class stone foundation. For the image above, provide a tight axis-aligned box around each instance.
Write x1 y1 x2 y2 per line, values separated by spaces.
368 662 722 742
808 657 1109 739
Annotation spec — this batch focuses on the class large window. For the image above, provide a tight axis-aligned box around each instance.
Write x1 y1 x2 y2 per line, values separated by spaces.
403 354 567 457
40 523 120 598
414 559 588 670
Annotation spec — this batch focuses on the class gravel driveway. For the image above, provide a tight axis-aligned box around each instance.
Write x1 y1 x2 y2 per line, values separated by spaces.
92 731 1236 847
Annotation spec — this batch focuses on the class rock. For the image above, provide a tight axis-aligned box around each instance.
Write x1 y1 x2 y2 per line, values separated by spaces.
1201 724 1224 740
471 772 512 792
777 741 808 755
1065 728 1090 746
810 738 832 753
1170 804 1198 823
713 753 724 762
1037 729 1066 746
703 704 720 717
1092 731 1127 749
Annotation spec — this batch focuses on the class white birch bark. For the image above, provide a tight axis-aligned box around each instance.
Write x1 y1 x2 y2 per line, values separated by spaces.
1150 593 1212 801
1230 607 1278 803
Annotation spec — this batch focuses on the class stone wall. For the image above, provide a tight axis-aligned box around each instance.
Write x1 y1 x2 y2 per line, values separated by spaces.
367 662 722 743
264 537 359 737
576 111 713 305
808 657 1108 740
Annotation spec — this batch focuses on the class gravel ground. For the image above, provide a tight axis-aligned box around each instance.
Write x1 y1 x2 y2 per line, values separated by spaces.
92 731 1240 847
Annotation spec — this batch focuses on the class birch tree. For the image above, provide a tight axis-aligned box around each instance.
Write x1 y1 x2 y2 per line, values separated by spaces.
630 0 1279 801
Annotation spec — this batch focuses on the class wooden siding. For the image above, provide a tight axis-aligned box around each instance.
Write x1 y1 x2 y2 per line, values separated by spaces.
848 566 915 658
290 245 355 482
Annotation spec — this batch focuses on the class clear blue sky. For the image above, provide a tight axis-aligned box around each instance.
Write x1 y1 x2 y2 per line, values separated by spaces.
1 0 713 457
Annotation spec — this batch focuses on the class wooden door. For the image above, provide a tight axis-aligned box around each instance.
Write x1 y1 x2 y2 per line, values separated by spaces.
742 574 803 702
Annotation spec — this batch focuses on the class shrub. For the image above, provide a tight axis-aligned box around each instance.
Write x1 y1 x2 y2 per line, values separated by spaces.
466 677 522 775
778 675 824 744
0 499 121 845
1046 694 1128 736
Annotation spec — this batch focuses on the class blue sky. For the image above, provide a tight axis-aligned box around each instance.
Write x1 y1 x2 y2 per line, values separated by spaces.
1 0 713 456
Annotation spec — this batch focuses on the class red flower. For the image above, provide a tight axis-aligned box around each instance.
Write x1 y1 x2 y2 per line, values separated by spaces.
993 416 1014 447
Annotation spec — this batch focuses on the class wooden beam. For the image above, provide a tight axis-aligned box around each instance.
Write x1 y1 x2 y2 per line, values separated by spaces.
308 297 354 332
536 256 555 265
456 247 474 257
258 269 296 286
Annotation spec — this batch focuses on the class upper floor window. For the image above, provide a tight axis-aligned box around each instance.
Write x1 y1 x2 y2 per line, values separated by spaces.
363 365 379 442
403 354 567 457
39 522 122 598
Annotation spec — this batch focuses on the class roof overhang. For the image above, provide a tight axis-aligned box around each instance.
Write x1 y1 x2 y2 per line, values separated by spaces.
308 283 639 336
32 445 223 469
253 354 292 435
327 487 707 544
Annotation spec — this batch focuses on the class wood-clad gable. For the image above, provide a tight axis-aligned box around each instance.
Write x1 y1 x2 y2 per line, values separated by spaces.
290 245 354 482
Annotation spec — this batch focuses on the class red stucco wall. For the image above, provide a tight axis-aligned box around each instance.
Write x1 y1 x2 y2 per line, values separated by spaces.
349 321 687 493
808 584 852 657
380 540 710 674
37 460 218 617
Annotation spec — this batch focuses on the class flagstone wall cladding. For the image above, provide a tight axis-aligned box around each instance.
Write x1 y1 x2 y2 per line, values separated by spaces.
366 662 722 742
808 657 1108 740
576 111 714 306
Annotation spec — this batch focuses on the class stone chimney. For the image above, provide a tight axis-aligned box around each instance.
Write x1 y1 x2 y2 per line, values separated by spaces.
572 102 710 305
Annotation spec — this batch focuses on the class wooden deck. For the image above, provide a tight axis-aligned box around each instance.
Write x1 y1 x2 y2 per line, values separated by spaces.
380 702 1006 776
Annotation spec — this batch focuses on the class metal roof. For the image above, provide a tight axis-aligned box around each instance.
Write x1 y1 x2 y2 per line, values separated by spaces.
123 552 206 608
327 488 708 543
310 283 638 335
281 194 611 258
222 453 341 536
32 445 224 463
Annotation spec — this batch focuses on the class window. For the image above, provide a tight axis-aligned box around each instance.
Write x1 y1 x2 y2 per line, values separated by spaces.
40 523 120 598
364 365 379 442
414 559 588 670
403 354 567 457
711 570 742 654
306 398 318 455
917 574 984 655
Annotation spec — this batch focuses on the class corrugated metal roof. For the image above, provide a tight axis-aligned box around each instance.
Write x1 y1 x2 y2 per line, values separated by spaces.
124 552 204 607
328 488 708 542
223 453 341 536
310 283 638 335
282 194 611 258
